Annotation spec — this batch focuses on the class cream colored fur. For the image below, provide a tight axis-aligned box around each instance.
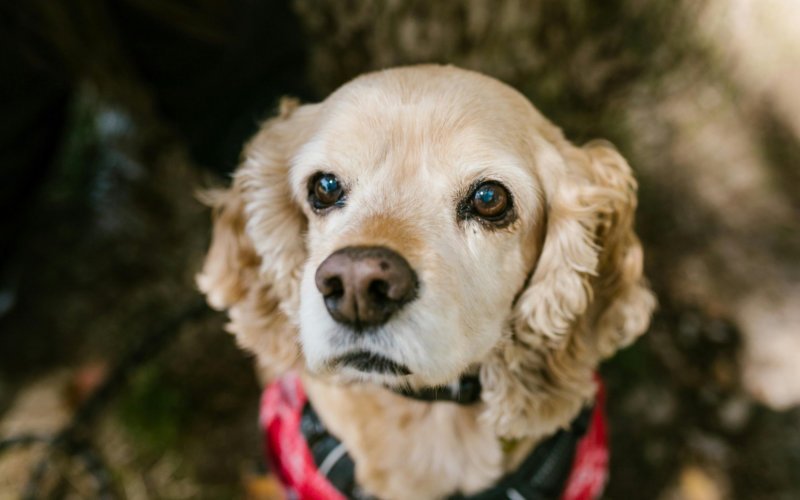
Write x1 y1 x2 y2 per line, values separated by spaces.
197 65 655 499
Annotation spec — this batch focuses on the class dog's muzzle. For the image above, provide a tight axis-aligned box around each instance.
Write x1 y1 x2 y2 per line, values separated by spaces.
314 246 418 330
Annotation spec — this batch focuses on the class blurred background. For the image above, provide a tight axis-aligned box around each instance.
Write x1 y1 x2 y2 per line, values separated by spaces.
1 1 798 498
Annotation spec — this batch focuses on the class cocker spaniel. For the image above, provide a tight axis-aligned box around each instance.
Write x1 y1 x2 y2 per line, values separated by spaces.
198 65 655 499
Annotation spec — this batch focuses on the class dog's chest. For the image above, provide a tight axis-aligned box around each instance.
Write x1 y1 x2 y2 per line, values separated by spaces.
304 377 505 499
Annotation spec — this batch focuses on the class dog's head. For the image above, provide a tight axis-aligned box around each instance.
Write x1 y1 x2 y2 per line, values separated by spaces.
198 65 655 438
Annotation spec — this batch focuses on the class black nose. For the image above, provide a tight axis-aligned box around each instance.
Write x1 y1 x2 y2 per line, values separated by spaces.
315 246 418 329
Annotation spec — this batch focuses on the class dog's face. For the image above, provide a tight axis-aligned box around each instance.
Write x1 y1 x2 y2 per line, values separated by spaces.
199 65 655 438
291 76 554 389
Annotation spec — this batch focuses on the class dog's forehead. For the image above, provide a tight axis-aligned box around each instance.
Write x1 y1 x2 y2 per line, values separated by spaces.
294 69 549 184
326 68 534 149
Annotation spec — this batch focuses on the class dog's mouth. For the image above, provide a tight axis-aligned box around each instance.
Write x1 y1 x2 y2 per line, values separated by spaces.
333 351 411 376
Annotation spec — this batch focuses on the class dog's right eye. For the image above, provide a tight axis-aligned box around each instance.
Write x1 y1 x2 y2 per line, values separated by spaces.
309 173 345 211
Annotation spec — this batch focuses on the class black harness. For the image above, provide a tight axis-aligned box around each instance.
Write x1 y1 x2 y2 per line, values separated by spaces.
299 375 593 500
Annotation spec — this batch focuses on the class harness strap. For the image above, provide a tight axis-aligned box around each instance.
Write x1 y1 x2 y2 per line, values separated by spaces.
447 407 592 500
301 403 358 495
260 374 346 500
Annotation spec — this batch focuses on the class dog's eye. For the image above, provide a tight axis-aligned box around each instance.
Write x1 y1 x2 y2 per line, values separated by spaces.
471 182 510 219
309 173 345 210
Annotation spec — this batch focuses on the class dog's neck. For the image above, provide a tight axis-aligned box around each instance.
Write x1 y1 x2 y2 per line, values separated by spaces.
302 373 538 499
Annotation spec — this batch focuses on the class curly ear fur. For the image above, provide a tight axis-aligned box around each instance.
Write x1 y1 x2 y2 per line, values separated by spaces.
481 140 656 439
196 98 315 380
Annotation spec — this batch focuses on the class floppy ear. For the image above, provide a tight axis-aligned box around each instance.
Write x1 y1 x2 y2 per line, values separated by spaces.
196 98 315 379
481 140 656 439
196 186 259 311
580 141 656 358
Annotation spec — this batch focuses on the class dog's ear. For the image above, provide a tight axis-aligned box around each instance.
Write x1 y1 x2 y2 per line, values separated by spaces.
576 142 656 358
196 185 259 311
517 141 655 355
197 98 316 379
481 140 655 439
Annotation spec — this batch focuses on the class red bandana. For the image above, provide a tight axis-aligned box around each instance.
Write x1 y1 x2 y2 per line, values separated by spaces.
260 373 608 500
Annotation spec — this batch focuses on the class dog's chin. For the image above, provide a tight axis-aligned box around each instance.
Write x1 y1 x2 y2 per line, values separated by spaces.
335 350 411 375
310 350 412 385
333 367 411 387
309 350 474 391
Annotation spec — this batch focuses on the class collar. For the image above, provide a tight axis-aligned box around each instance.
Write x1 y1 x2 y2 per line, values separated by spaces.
260 373 608 500
390 374 483 405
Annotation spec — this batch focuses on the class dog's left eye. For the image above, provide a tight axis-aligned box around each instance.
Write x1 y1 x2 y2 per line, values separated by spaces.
458 180 515 228
309 173 345 211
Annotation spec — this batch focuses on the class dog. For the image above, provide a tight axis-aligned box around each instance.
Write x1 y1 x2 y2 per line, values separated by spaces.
197 65 655 499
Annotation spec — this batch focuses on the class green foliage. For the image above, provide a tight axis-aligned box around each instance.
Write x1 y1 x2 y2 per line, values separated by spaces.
117 364 189 455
